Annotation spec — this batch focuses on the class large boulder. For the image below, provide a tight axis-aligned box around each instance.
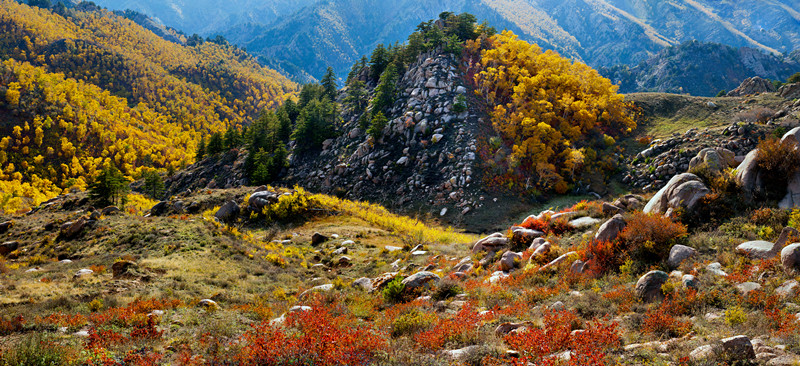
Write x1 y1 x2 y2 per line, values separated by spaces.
510 228 543 249
472 233 508 254
214 200 240 223
499 251 522 272
720 335 756 360
726 76 777 97
667 245 697 268
635 270 669 302
0 241 18 257
401 271 440 292
0 220 13 234
111 260 139 279
688 147 736 174
59 218 87 239
735 150 762 197
643 173 710 216
738 227 798 259
778 83 800 100
595 214 627 243
248 191 278 213
781 243 800 275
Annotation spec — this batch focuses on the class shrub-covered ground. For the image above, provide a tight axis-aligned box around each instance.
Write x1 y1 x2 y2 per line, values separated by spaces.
1 185 800 366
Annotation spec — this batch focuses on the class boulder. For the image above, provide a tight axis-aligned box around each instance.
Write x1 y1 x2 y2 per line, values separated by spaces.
371 272 400 292
775 280 798 300
472 233 507 254
690 345 715 361
689 147 736 173
59 218 86 240
644 173 710 216
736 282 761 295
720 335 756 360
539 252 577 272
532 241 551 258
635 270 669 302
452 256 473 273
602 202 621 215
781 243 800 275
214 201 240 223
0 220 12 234
778 83 800 99
299 284 335 300
595 214 626 243
737 240 776 259
149 201 168 216
499 251 522 272
510 228 543 249
248 191 278 212
735 150 762 197
111 260 139 279
668 245 697 268
0 241 18 256
569 217 601 229
495 322 533 337
270 305 312 326
101 206 120 215
198 299 220 311
780 171 800 209
401 271 440 292
74 268 94 278
528 237 549 251
706 262 728 276
682 274 698 289
443 345 483 362
311 232 329 246
569 260 586 274
727 76 777 97
352 277 374 292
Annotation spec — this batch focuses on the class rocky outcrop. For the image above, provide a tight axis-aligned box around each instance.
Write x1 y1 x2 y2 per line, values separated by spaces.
643 173 710 216
778 83 800 99
727 77 777 97
688 147 736 174
284 51 484 219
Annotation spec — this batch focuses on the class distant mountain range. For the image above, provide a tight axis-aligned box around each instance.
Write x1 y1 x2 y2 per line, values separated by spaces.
92 0 800 88
599 41 800 96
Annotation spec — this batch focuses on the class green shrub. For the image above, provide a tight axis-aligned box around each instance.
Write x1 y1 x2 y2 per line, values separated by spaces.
390 308 436 337
431 280 462 301
0 334 74 366
383 276 406 303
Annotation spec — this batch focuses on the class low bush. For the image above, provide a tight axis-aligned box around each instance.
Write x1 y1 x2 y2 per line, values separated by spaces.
383 276 407 303
755 137 800 200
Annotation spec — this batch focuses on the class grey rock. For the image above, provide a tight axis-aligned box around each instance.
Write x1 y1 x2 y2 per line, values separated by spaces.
74 268 94 278
736 282 761 295
499 251 522 272
569 216 601 229
59 218 87 239
720 335 756 360
776 280 799 300
311 232 329 246
214 200 240 223
635 270 669 302
781 243 800 275
707 262 728 276
352 277 374 292
668 245 697 268
401 271 440 292
472 233 507 254
644 173 709 216
595 214 627 243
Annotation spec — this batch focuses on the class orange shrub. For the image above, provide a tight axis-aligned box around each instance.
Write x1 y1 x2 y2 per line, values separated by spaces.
501 310 619 366
519 212 573 236
414 303 489 351
616 212 688 263
235 306 388 365
641 308 692 339
755 137 800 199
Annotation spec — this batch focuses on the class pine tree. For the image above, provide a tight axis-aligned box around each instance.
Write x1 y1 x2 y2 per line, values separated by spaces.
367 111 388 139
369 44 390 83
224 126 242 149
371 62 398 114
89 166 129 208
206 132 225 155
196 136 206 161
321 67 338 101
142 170 165 200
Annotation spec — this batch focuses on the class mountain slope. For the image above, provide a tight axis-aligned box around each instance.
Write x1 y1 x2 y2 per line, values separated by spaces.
599 41 800 96
0 1 296 212
94 0 800 82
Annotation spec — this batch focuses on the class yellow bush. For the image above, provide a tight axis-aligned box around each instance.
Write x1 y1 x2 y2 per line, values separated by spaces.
473 31 635 192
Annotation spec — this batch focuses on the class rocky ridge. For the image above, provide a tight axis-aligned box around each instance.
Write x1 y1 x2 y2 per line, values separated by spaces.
286 50 486 219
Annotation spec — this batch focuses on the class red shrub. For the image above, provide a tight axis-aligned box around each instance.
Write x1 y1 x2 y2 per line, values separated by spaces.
414 303 490 351
235 306 388 365
501 310 620 366
641 307 692 339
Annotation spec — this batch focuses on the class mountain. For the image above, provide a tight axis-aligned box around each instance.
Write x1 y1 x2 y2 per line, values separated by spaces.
0 1 295 211
91 0 800 83
599 41 800 96
90 0 317 36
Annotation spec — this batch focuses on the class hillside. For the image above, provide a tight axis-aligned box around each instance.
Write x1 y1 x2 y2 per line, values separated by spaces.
0 1 296 212
600 41 800 96
93 0 800 82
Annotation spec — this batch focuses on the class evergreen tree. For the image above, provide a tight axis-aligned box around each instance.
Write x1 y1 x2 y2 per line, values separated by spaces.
89 166 129 208
28 0 51 8
283 99 300 123
224 126 242 149
196 136 206 161
344 80 368 116
367 111 388 138
276 108 293 142
292 98 336 152
371 62 399 114
369 44 390 82
321 66 338 101
206 132 225 155
142 170 165 200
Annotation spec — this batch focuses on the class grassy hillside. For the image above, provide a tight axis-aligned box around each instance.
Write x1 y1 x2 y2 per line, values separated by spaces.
0 1 296 213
